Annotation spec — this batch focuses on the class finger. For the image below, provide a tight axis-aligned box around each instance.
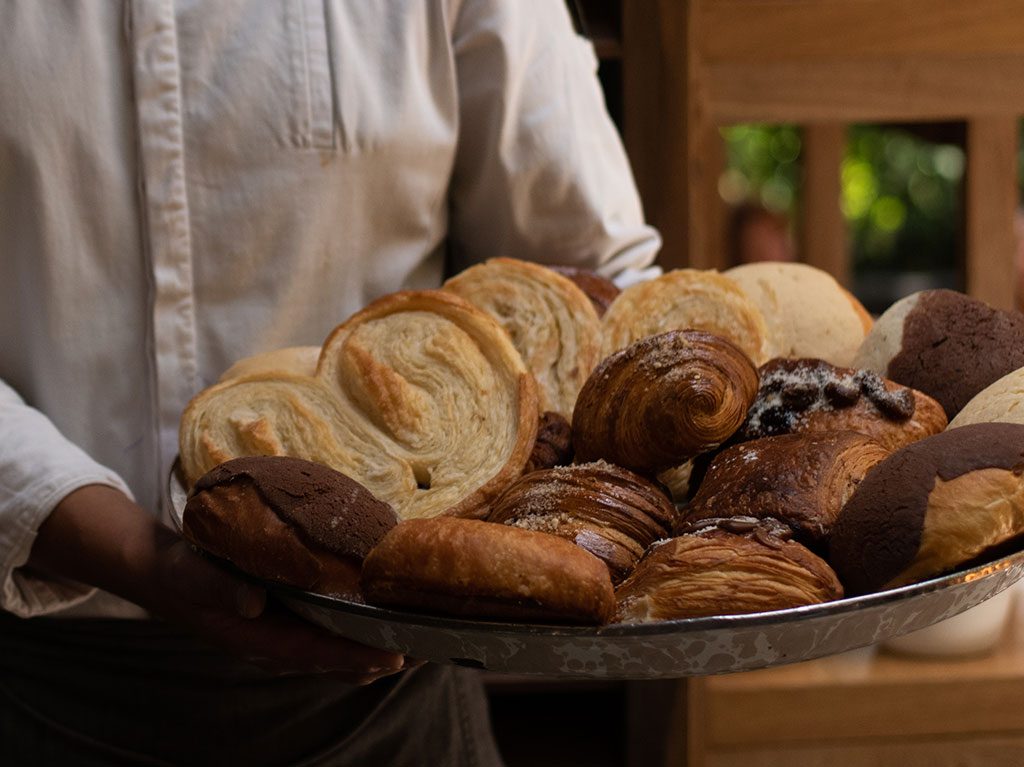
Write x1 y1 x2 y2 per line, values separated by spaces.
160 541 267 619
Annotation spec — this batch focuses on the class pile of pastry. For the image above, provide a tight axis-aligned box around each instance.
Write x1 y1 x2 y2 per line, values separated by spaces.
179 259 1024 625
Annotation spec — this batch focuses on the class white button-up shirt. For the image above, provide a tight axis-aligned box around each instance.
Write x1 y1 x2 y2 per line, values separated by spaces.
0 0 659 618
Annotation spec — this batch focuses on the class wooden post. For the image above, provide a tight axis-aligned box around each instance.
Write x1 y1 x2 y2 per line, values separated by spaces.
800 123 849 286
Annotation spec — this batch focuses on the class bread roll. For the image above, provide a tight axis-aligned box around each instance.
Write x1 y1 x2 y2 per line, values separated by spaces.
361 517 615 624
180 290 539 521
443 257 602 418
948 366 1024 429
852 289 1024 419
738 357 947 451
681 431 890 551
572 330 759 475
614 517 843 623
725 262 872 366
182 456 398 599
488 461 677 583
600 269 771 365
830 423 1024 594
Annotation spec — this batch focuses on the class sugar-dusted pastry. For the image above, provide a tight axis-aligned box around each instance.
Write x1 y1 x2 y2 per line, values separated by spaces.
572 330 759 475
830 423 1024 594
600 268 771 365
218 346 321 382
361 517 616 624
488 461 677 583
180 290 539 521
549 265 620 317
852 289 1024 419
443 257 602 418
614 517 843 623
725 262 872 366
948 366 1024 429
183 456 398 600
681 431 890 551
738 358 947 451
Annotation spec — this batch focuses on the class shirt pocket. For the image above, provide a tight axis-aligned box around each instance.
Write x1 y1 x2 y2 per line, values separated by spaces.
283 0 335 150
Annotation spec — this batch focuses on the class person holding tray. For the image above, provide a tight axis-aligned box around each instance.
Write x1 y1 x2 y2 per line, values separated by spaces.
0 1 659 765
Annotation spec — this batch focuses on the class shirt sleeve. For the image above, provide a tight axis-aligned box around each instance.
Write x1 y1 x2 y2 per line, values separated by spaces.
447 0 662 281
0 379 135 617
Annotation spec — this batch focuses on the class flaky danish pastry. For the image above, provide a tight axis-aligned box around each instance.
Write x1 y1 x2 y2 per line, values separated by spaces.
572 330 759 475
681 431 890 551
614 517 843 623
443 257 602 418
830 423 1024 594
217 346 320 383
738 358 947 451
361 517 616 624
600 269 771 365
488 461 677 583
180 290 539 521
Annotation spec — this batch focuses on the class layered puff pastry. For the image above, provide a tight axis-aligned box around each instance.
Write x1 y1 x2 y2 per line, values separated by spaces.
443 258 603 419
572 330 759 475
488 461 677 583
180 290 539 521
738 357 947 452
600 268 771 365
614 517 843 623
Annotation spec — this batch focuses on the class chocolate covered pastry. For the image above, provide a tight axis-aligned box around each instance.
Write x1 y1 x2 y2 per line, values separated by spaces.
549 265 620 317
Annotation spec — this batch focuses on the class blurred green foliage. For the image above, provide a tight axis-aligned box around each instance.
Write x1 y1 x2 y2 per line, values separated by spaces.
720 123 983 273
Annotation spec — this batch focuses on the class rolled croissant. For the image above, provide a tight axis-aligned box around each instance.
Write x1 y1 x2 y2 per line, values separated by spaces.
572 330 759 476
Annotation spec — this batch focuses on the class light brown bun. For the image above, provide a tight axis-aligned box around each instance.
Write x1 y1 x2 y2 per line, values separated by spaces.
180 290 539 521
614 518 843 623
548 265 621 317
601 269 771 365
182 456 398 599
573 330 759 476
361 517 615 624
218 346 320 382
738 358 947 451
488 461 677 584
948 366 1024 429
680 431 890 551
443 257 602 419
830 423 1024 594
725 262 872 366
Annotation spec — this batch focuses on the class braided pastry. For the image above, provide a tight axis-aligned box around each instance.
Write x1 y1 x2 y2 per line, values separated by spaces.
180 290 539 520
572 330 759 475
443 258 602 418
600 269 771 364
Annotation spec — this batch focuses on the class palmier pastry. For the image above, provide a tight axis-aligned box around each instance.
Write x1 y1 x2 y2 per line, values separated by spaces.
361 517 615 624
949 367 1024 429
725 262 872 366
180 290 539 521
218 346 320 382
488 461 677 583
681 431 890 551
614 517 843 623
443 257 602 418
182 456 398 599
852 289 1024 419
600 268 771 365
830 423 1024 594
572 330 759 475
549 265 620 317
738 358 947 451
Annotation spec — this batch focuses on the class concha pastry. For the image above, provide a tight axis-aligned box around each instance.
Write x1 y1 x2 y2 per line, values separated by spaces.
614 517 843 623
830 423 1024 594
852 289 1024 419
600 269 771 365
488 461 677 583
738 358 947 452
443 257 602 418
948 366 1024 429
572 330 759 475
180 290 539 521
725 262 872 366
680 431 890 551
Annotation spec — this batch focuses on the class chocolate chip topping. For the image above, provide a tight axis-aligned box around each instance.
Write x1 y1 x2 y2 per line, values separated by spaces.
888 289 1024 419
192 456 398 559
741 358 916 440
829 422 1024 594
